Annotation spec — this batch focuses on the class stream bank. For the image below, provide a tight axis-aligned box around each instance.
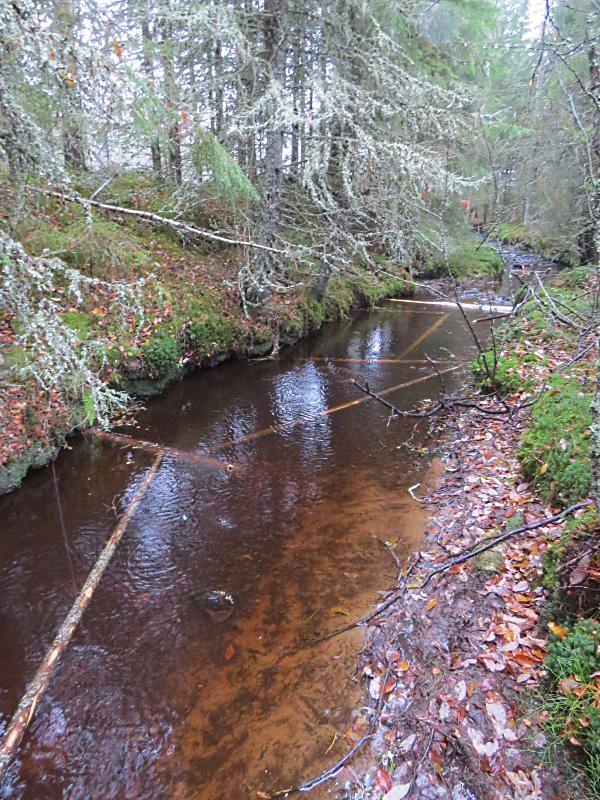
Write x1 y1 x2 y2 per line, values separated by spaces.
332 260 597 800
0 254 410 496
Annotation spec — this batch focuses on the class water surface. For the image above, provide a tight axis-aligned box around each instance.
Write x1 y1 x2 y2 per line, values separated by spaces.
0 300 481 799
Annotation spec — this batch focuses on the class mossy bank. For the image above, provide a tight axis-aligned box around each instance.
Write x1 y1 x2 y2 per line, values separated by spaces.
0 181 412 494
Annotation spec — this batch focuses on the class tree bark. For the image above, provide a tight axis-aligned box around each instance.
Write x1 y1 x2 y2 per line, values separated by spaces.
141 3 162 176
249 0 289 309
161 19 182 185
55 0 87 171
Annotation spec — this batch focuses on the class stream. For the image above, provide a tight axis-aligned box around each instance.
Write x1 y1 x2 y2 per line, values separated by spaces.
0 247 543 799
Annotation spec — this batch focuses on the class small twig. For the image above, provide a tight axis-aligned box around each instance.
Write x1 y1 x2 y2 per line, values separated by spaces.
351 379 443 419
557 342 596 372
260 734 374 798
407 728 436 798
374 535 402 569
408 484 423 503
472 312 513 324
425 352 447 395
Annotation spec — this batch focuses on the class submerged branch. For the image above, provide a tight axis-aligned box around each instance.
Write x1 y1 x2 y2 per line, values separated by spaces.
259 734 374 798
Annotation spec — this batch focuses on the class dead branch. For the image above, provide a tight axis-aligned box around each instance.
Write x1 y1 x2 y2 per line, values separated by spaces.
42 189 289 255
296 501 591 652
260 734 374 798
419 500 592 589
351 378 443 419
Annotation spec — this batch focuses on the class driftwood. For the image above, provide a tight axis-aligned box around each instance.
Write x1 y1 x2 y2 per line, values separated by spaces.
388 298 512 313
96 431 240 473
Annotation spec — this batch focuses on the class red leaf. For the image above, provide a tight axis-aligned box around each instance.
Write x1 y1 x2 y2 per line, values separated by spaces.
224 644 235 661
376 767 393 793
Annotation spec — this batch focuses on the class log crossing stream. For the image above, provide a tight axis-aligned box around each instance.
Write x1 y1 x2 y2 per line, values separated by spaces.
0 294 507 799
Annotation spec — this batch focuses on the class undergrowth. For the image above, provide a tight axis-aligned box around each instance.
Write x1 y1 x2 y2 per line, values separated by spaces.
539 619 600 798
519 376 592 505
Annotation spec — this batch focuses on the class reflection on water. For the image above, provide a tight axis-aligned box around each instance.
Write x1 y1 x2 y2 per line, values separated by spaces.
0 302 481 799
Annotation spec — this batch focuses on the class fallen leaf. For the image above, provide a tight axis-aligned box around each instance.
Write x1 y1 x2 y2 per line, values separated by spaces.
225 644 235 661
427 598 438 611
330 606 350 616
547 622 568 639
376 767 393 793
467 727 499 757
454 680 467 702
383 782 412 800
398 733 416 753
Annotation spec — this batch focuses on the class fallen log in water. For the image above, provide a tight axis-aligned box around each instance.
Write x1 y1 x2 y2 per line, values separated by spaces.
0 456 163 779
388 298 513 313
96 431 240 473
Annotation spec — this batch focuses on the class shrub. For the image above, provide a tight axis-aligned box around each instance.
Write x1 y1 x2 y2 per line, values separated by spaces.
519 377 592 505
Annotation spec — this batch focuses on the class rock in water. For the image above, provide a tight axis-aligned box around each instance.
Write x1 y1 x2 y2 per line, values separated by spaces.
196 590 234 622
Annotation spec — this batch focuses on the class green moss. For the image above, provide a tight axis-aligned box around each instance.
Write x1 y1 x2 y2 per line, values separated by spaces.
60 310 94 339
21 212 152 278
494 223 533 248
424 239 504 280
184 310 237 359
324 277 355 320
519 376 592 505
0 440 61 494
542 619 600 795
448 242 504 279
475 546 504 574
141 331 181 379
472 350 536 394
301 297 325 330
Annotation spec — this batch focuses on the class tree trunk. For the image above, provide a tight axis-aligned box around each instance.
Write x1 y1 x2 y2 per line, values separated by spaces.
161 19 182 185
141 5 162 176
249 0 289 310
55 0 87 172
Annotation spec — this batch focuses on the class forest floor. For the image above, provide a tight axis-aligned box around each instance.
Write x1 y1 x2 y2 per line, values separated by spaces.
334 270 598 800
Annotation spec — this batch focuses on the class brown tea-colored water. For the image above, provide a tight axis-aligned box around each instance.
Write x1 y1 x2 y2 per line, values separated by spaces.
0 301 480 799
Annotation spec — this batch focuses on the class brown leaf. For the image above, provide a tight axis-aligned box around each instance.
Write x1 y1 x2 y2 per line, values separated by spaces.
547 622 568 639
